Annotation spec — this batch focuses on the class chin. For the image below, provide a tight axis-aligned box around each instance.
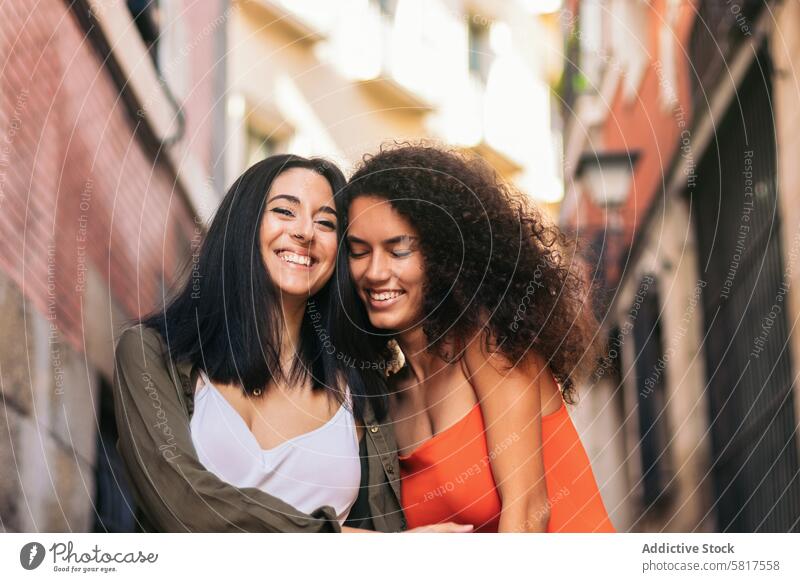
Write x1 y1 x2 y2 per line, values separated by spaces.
276 287 314 299
273 277 316 298
367 316 392 330
271 272 329 299
367 312 406 331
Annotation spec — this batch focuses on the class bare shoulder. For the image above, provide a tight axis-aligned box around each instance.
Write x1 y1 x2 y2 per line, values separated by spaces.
462 327 563 414
462 325 544 376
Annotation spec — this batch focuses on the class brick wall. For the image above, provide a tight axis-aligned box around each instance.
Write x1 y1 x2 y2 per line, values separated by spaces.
0 0 195 351
560 0 697 279
0 0 197 531
601 0 697 250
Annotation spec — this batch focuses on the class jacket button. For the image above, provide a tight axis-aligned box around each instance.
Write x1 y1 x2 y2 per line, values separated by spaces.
386 465 395 474
369 425 379 433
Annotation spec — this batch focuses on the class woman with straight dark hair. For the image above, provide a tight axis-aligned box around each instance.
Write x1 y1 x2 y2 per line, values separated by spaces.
113 154 470 532
341 143 615 533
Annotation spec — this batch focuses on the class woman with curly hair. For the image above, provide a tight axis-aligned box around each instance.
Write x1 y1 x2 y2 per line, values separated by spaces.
340 143 615 532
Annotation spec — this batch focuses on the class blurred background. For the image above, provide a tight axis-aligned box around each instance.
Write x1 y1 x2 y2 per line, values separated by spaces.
0 0 798 533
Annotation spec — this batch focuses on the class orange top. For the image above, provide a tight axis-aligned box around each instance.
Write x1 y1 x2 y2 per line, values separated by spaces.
399 399 615 532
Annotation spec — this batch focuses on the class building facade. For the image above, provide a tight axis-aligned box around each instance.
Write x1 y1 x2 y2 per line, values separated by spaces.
0 0 212 531
561 0 800 532
223 0 565 212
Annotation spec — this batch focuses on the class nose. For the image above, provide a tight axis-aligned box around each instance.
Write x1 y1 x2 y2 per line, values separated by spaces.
365 251 391 283
291 214 314 242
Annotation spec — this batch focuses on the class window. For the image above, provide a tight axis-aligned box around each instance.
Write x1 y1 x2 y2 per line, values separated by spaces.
127 0 160 65
578 0 606 92
611 0 650 100
371 0 397 17
246 126 286 168
467 16 492 84
657 0 681 109
631 277 673 510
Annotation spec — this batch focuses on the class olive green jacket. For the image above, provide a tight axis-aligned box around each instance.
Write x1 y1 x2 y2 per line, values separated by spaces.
112 324 406 532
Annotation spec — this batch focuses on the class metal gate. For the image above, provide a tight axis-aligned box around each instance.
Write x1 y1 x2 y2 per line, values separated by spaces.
692 47 800 532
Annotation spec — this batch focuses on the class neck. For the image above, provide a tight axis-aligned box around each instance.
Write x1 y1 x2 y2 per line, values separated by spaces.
278 294 308 370
397 325 446 385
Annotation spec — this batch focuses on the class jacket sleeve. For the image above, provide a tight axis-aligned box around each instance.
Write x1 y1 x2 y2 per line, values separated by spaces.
112 326 341 532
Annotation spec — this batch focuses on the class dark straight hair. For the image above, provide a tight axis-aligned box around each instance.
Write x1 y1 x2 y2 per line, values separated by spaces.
141 154 387 419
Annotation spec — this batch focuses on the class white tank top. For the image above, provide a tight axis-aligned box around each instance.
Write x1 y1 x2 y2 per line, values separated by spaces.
189 373 360 523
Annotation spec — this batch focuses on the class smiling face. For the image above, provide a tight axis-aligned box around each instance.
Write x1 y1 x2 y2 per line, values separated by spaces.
347 196 426 332
260 167 338 300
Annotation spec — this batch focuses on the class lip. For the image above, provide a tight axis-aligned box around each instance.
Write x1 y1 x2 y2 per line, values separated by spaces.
364 288 405 310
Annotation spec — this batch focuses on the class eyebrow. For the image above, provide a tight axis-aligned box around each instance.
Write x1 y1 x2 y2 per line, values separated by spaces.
346 235 417 245
268 194 300 205
268 194 337 217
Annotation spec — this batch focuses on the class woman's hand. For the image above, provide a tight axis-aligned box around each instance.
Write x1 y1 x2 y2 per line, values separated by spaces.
343 523 473 533
405 522 474 533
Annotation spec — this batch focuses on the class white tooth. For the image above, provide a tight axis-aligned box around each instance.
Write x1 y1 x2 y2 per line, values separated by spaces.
373 291 400 301
279 252 311 266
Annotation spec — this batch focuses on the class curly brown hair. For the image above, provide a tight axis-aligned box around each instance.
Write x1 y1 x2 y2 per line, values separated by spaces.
344 143 601 402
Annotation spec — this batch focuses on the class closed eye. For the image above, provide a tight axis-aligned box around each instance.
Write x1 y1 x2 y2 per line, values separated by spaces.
270 207 294 217
315 219 337 230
